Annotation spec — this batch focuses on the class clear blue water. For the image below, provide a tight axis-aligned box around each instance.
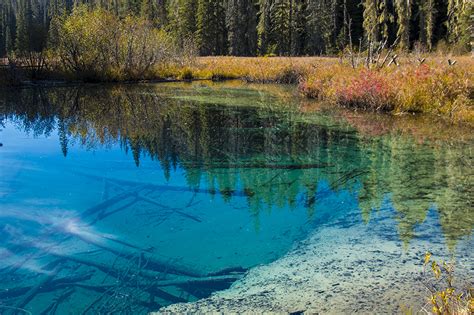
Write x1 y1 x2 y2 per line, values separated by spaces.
0 83 472 314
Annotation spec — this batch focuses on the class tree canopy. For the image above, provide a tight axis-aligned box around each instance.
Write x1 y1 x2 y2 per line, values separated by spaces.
0 0 472 58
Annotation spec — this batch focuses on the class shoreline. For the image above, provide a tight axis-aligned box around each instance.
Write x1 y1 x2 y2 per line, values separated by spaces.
156 208 473 314
1 56 472 126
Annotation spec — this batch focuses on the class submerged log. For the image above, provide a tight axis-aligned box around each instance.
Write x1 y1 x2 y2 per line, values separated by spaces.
136 193 202 223
0 271 94 300
82 190 139 218
73 171 250 197
12 261 62 313
79 284 164 313
61 230 202 277
39 287 75 315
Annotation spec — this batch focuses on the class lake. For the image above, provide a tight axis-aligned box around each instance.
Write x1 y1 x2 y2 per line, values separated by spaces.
0 82 472 314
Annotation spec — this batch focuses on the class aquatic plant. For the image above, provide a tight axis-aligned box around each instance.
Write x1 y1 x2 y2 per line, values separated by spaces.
421 252 473 315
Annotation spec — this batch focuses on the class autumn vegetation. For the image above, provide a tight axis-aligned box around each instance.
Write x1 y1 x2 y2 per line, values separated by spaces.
158 56 473 124
0 0 472 122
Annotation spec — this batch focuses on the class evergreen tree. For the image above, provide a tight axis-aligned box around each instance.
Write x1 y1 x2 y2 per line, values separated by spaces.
257 0 273 55
395 0 411 49
141 0 167 27
16 0 33 54
196 0 227 55
5 25 13 55
167 0 197 47
226 0 257 56
306 0 339 54
257 0 294 55
271 0 291 55
363 0 379 42
446 0 472 51
0 5 4 57
419 0 435 49
363 0 393 44
290 0 307 55
0 0 470 59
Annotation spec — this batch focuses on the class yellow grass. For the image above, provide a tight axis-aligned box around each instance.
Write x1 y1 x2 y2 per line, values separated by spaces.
155 56 474 124
157 56 337 82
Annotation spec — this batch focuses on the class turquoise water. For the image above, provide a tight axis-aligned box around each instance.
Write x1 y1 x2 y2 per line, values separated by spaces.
0 83 472 314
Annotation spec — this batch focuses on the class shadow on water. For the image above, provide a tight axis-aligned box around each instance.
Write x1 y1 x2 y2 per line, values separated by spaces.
0 83 472 314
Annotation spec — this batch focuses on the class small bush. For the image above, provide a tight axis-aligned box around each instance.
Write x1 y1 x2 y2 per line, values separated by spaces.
275 66 305 84
178 68 193 80
421 253 473 315
335 70 394 111
52 5 180 81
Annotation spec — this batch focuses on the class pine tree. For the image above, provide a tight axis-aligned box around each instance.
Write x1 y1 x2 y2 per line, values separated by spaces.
446 0 472 51
167 0 197 47
290 0 307 55
226 0 257 56
419 0 435 50
196 0 227 55
141 0 167 26
271 0 291 55
0 4 4 57
395 0 411 49
257 0 273 55
5 3 15 55
16 0 33 54
363 0 379 42
363 0 393 44
5 25 13 54
306 0 339 54
30 0 48 52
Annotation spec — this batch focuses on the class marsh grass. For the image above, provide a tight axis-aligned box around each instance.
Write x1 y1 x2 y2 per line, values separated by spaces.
298 58 473 123
163 56 472 123
2 53 472 123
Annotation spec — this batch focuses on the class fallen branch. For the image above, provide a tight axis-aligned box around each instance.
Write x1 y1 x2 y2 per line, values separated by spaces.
12 261 62 313
136 193 202 223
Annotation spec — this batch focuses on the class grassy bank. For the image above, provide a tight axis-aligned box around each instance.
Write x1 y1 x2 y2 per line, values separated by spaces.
299 58 474 123
2 55 473 124
160 56 473 124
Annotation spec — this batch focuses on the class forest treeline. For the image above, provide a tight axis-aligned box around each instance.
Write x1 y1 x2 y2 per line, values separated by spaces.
0 0 472 59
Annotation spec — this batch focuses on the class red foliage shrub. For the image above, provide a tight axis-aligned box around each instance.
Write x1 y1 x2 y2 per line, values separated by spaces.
335 70 394 111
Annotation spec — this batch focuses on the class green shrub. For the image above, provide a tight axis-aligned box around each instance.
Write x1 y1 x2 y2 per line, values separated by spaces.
52 5 179 81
